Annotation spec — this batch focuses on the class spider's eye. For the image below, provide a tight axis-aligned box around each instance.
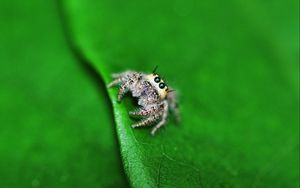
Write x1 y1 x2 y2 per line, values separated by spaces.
159 83 165 89
154 76 160 83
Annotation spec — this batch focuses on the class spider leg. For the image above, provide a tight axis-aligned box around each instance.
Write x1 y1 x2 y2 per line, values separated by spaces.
107 76 129 102
107 71 134 88
129 108 149 117
129 106 158 117
112 73 122 79
107 77 130 102
108 71 141 102
117 82 130 101
131 115 160 128
107 78 121 88
151 101 169 135
167 90 181 123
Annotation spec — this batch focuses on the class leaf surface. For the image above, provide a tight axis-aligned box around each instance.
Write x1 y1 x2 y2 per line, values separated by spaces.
62 0 299 187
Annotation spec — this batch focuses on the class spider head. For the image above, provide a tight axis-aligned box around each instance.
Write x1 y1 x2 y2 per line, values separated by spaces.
145 73 169 99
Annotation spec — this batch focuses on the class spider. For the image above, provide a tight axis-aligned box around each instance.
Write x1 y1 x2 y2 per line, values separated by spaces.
107 67 180 135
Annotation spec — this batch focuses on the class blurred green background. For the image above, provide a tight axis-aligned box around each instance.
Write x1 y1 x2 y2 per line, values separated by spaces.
0 0 128 187
0 0 299 188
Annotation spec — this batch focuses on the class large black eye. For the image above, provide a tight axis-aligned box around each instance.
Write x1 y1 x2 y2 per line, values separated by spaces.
154 77 160 83
159 83 165 89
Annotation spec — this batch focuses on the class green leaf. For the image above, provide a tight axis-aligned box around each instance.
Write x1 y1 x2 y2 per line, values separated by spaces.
63 0 299 187
0 0 128 187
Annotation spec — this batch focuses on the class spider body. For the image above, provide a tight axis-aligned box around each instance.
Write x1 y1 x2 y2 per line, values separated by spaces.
107 70 180 135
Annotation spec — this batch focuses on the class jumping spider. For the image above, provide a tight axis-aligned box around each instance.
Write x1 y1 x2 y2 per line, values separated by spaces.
107 67 180 135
